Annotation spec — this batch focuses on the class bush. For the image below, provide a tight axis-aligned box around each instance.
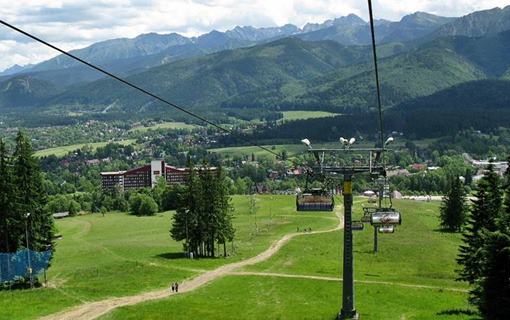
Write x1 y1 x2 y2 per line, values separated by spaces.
129 194 158 216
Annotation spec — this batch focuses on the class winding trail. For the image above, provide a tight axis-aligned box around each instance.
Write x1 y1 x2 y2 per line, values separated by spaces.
40 207 344 320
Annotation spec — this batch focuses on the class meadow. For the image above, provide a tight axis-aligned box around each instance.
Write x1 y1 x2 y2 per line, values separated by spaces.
0 195 336 320
128 122 197 132
280 111 339 121
34 139 136 158
100 198 476 320
0 197 477 320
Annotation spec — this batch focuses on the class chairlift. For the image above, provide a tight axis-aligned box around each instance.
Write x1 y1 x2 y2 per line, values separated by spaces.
296 188 335 212
378 225 395 233
352 221 364 231
370 208 401 226
361 207 376 223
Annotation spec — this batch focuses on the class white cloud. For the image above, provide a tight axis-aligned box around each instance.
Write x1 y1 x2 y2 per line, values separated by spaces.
0 0 509 71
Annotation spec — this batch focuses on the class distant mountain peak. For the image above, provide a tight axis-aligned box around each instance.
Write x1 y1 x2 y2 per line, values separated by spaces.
434 5 510 37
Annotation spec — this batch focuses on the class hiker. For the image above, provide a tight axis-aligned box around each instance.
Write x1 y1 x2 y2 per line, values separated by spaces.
171 283 175 292
175 282 179 292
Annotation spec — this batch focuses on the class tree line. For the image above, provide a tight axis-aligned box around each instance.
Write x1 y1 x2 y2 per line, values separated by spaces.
440 160 510 319
170 161 235 258
0 133 55 286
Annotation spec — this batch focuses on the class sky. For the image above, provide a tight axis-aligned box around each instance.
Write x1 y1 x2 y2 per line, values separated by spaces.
1 0 510 71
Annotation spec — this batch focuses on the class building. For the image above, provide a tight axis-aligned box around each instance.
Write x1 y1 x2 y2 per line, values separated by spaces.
101 160 192 192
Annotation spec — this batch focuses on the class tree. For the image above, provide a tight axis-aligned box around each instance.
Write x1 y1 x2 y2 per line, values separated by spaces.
171 160 201 255
171 161 235 258
0 139 15 253
439 175 467 232
499 157 510 231
211 166 234 257
161 184 184 211
457 163 502 284
12 132 54 252
472 230 510 319
469 157 510 319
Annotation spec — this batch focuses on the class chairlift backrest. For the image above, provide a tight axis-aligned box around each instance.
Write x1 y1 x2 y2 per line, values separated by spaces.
378 225 395 233
296 189 334 212
370 209 401 226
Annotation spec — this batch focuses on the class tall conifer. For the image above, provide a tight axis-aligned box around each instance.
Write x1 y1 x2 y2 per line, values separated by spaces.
12 132 54 251
0 139 15 253
440 175 466 232
470 157 510 319
473 229 510 319
457 164 501 284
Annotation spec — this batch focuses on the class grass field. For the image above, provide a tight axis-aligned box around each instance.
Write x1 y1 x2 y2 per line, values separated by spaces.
0 195 337 320
128 122 197 132
34 139 136 158
0 197 477 320
102 276 472 320
209 144 306 160
97 198 476 320
281 111 339 121
246 199 466 288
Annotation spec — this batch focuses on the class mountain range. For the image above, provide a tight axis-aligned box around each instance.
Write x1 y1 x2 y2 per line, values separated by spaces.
0 8 469 85
1 5 510 127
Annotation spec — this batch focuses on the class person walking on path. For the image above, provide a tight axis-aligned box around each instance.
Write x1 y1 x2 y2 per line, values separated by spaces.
175 282 179 293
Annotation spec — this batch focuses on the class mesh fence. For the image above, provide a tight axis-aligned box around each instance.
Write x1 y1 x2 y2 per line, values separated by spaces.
0 249 52 282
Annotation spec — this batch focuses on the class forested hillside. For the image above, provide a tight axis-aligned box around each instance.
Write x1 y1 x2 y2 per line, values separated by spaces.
225 80 510 145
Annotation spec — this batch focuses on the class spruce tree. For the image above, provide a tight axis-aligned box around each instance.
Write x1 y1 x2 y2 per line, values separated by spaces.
170 160 234 258
470 156 510 319
212 166 234 257
457 164 501 284
500 157 510 230
0 139 15 253
171 160 200 256
473 229 510 319
12 132 54 252
440 175 466 232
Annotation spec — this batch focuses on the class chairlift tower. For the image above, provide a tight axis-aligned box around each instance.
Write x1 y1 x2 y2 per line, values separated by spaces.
304 146 387 320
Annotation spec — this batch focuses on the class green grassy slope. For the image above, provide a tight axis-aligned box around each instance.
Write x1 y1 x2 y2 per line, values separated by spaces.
102 276 472 320
246 199 466 288
100 199 476 320
0 195 337 320
34 139 136 158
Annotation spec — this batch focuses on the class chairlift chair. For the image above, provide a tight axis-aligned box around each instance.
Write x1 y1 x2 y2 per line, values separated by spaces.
296 188 335 212
378 225 395 233
352 221 365 231
370 208 402 226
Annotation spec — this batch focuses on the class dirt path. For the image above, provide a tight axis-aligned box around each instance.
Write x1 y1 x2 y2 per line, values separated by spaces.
40 208 344 320
230 271 468 293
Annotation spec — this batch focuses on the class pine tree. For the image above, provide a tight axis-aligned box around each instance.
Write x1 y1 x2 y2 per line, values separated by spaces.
12 132 54 252
170 160 234 258
485 162 503 225
171 160 200 256
457 164 501 284
0 139 15 253
473 229 510 319
440 175 466 232
213 166 234 257
469 156 510 319
500 157 510 230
